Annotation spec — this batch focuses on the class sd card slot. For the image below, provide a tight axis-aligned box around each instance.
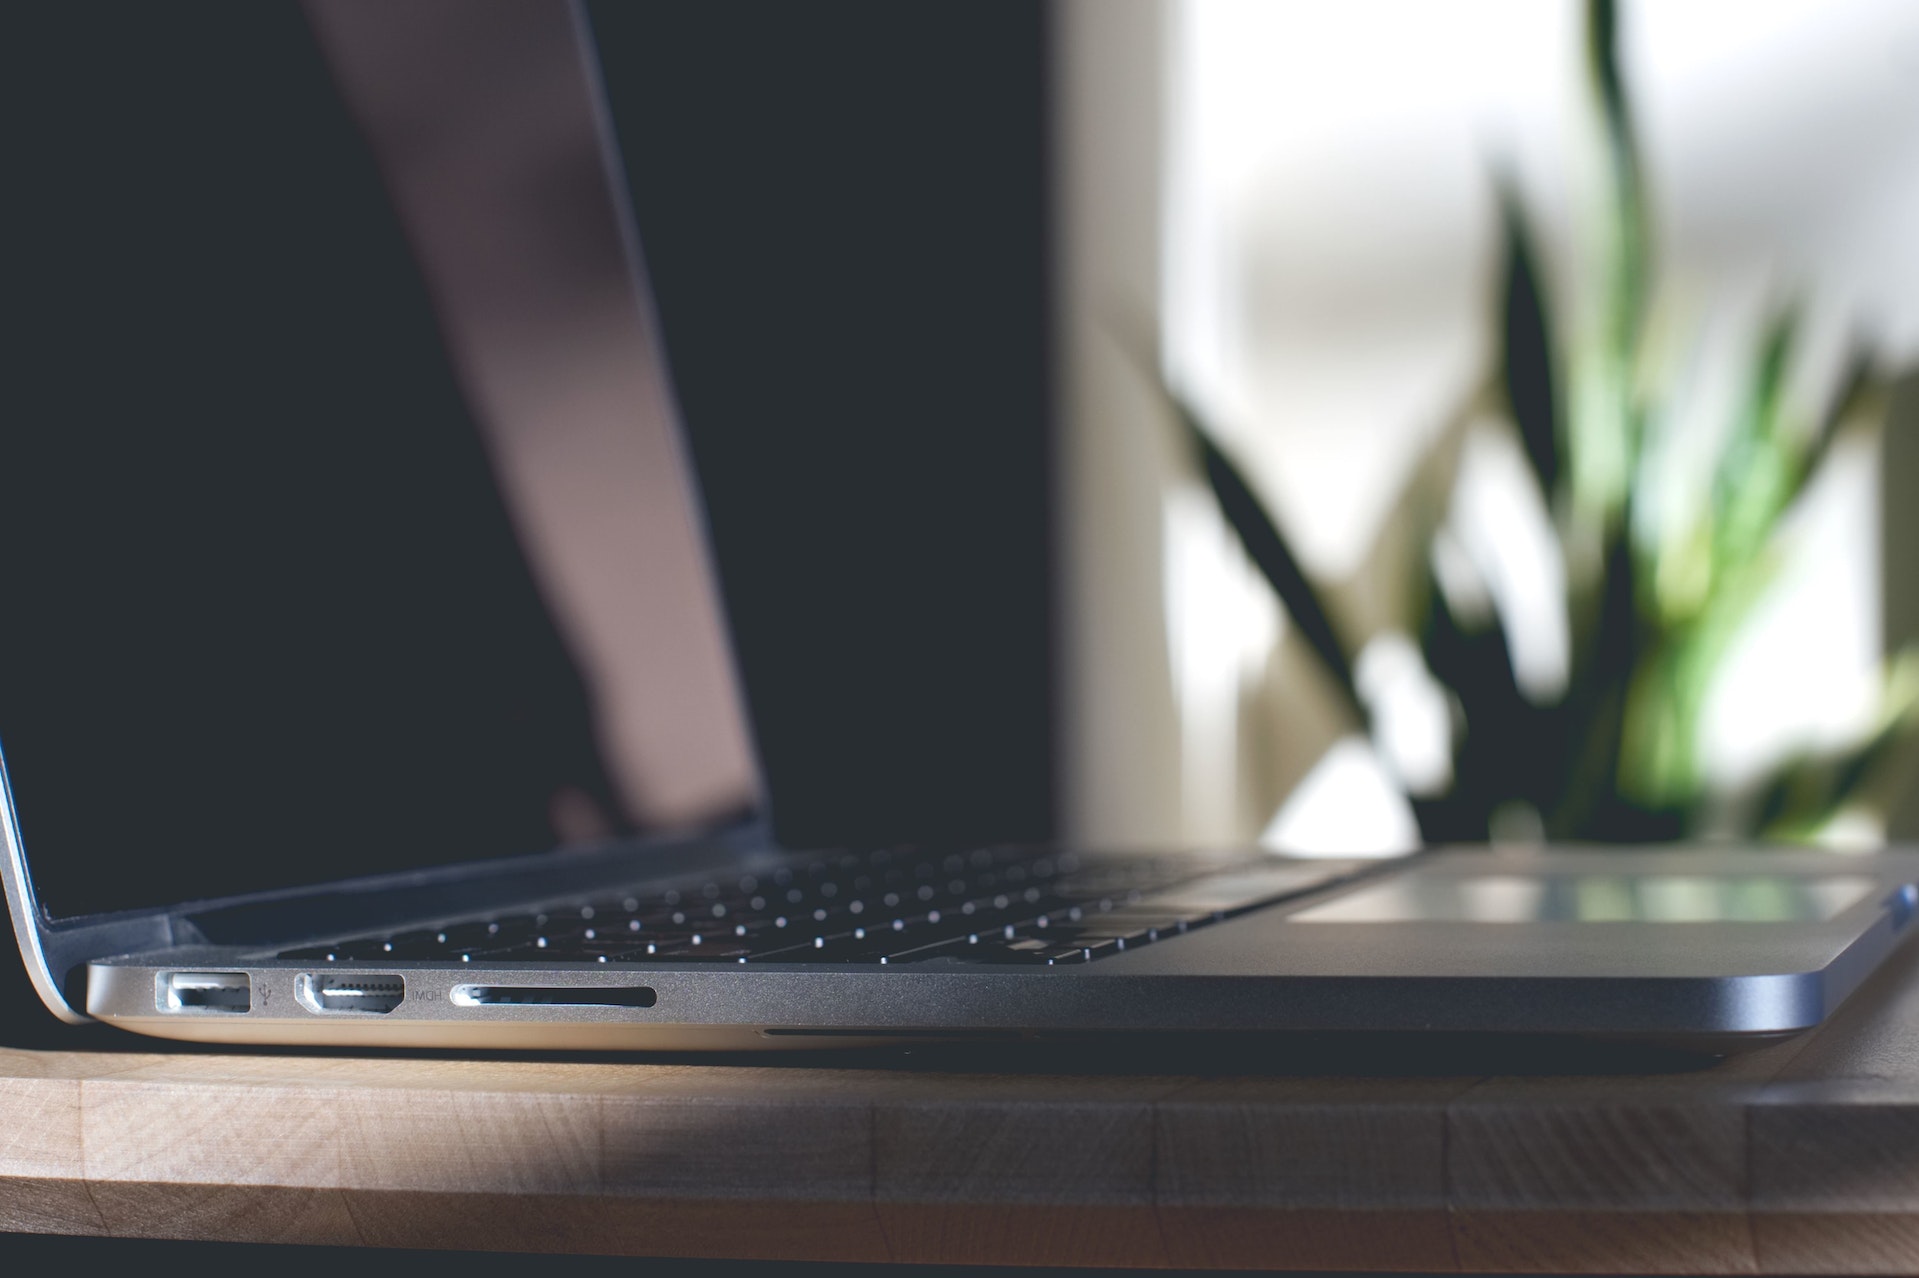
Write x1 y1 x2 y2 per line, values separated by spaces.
450 985 657 1008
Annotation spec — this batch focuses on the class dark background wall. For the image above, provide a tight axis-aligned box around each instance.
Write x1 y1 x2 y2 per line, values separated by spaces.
584 0 1056 852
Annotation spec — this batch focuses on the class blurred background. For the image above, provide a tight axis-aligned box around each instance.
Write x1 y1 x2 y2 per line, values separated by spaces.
1060 0 1919 856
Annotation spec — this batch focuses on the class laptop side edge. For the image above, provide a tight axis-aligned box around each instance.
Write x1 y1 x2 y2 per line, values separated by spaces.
2 743 137 1022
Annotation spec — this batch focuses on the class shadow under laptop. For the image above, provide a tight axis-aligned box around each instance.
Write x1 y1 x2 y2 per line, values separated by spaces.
0 1018 1732 1077
857 1031 1733 1076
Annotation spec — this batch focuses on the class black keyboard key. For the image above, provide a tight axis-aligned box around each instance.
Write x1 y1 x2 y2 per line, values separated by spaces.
1131 864 1348 919
621 932 701 952
756 932 968 964
1069 912 1195 938
421 921 494 947
1068 936 1126 960
876 935 972 963
958 937 1096 964
316 937 395 960
626 941 755 962
473 916 543 945
488 913 539 929
463 943 547 961
1020 921 1151 946
380 938 460 959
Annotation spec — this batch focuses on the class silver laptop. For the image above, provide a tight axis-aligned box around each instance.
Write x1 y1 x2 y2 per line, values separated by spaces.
6 1 1916 1056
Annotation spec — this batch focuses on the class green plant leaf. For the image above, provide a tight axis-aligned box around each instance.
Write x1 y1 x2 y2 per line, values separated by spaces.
1747 650 1918 841
1498 187 1560 500
1418 559 1529 841
1586 0 1646 312
1553 525 1647 831
1180 406 1363 720
1107 318 1366 724
1801 349 1884 482
1563 0 1649 533
1587 0 1629 163
1709 308 1797 585
1756 728 1908 842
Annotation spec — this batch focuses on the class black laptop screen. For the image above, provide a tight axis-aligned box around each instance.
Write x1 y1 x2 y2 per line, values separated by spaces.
8 2 1058 923
4 3 755 921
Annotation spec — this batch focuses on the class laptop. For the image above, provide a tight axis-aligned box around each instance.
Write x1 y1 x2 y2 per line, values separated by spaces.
5 1 1916 1055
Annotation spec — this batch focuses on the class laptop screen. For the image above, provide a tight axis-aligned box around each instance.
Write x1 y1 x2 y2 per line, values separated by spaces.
8 1 1055 923
3 3 757 921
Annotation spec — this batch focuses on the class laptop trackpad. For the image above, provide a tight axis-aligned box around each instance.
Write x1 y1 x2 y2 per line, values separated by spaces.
1289 873 1878 923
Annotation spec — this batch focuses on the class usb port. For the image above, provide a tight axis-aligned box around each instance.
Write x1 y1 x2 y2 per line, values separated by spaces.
296 972 404 1015
159 971 251 1014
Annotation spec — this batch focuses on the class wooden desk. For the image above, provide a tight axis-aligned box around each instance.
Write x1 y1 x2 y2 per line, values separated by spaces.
6 942 1919 1272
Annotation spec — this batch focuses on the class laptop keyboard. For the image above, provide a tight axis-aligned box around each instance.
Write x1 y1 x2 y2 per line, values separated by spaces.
276 847 1358 967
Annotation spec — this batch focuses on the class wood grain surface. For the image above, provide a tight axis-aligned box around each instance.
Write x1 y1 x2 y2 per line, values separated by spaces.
8 944 1919 1269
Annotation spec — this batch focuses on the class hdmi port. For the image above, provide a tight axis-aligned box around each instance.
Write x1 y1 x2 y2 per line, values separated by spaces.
296 972 403 1014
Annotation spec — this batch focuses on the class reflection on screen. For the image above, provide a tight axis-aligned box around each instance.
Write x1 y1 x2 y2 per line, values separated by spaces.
1290 874 1878 923
3 4 756 922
